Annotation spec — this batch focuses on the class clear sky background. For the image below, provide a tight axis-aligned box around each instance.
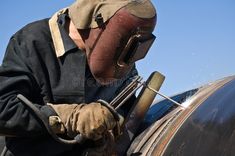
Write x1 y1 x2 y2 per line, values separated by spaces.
0 0 235 97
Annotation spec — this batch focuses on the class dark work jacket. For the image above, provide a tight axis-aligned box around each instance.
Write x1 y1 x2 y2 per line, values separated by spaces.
0 10 137 156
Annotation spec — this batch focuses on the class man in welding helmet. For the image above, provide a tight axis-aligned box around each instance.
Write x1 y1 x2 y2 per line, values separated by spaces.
0 0 156 155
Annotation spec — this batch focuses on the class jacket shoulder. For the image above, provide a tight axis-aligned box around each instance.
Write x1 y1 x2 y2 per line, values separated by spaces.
13 18 52 42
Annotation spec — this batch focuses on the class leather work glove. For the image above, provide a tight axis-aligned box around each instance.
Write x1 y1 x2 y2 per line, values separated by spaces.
48 102 117 140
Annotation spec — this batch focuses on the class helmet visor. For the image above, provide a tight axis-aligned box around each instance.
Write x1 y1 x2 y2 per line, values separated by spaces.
117 29 156 66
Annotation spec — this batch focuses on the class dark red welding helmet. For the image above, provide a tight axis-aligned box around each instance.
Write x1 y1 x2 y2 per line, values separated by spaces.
69 0 157 84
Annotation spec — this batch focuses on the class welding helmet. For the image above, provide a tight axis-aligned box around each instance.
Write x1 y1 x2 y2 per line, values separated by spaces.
69 0 156 84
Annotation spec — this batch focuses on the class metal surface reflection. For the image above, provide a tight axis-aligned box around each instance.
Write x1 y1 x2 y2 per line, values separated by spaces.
128 76 235 156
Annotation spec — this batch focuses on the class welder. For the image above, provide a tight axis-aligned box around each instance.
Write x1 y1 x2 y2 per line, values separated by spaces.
0 0 156 155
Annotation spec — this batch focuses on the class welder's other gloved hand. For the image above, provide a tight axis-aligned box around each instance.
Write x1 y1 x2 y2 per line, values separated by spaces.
81 131 117 156
48 102 117 140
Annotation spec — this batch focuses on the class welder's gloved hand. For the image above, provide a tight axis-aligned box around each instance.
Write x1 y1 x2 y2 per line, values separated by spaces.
47 104 82 135
48 102 117 140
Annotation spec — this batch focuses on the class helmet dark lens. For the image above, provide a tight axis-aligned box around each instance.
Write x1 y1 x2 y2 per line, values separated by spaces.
128 34 155 64
118 34 155 66
123 36 140 63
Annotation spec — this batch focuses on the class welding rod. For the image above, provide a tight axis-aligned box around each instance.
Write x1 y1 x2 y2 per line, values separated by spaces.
145 84 186 109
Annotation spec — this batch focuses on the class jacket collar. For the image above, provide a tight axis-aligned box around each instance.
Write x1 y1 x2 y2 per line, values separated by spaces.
49 8 77 57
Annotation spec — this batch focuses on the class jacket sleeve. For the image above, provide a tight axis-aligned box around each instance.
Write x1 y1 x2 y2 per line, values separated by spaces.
0 37 55 137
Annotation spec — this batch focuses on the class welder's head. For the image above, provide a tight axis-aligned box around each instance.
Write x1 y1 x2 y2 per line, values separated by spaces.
69 0 156 84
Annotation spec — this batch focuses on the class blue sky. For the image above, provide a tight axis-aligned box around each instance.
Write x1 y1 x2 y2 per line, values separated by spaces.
0 0 235 97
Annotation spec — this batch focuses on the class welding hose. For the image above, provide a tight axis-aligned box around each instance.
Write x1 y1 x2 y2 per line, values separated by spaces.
17 94 83 144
